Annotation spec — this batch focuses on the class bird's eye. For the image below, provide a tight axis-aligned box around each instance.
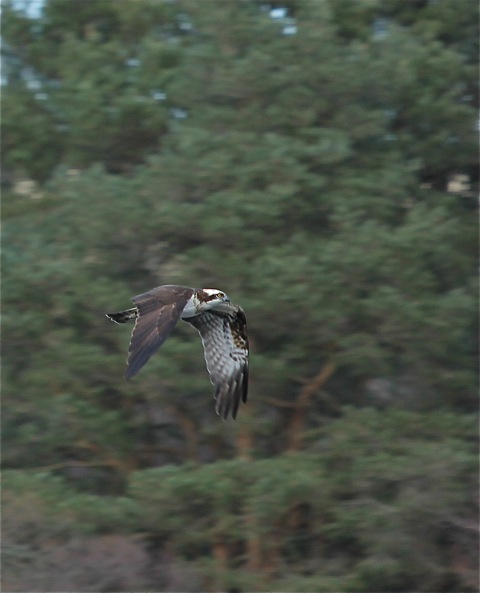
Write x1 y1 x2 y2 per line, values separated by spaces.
206 291 227 302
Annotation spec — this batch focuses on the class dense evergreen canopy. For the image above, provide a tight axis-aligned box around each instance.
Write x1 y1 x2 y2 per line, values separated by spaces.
2 0 478 590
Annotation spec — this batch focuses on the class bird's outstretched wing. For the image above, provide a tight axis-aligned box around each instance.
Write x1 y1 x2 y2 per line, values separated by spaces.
185 304 248 420
125 286 193 379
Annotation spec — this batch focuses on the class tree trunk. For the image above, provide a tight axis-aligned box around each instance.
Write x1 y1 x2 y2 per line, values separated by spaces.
168 405 199 461
234 401 253 460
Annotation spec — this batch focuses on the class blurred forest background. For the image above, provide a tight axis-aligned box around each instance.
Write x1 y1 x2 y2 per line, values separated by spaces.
1 0 479 591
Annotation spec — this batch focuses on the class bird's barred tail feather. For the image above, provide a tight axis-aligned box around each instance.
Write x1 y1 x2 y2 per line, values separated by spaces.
105 308 138 324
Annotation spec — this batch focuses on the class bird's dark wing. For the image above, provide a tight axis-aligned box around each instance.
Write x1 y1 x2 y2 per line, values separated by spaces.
125 286 193 379
185 304 248 420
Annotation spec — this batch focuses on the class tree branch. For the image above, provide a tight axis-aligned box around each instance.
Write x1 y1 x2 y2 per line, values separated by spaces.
287 360 336 451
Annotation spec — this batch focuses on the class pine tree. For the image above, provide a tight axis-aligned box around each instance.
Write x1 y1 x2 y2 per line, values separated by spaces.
2 1 478 589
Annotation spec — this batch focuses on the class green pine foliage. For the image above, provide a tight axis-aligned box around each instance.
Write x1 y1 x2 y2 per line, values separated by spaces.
3 408 477 591
2 0 478 590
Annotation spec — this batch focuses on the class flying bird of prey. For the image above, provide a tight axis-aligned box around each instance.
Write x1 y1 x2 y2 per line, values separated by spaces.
106 285 248 419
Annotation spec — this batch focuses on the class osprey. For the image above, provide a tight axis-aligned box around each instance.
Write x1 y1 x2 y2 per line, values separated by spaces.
106 285 248 419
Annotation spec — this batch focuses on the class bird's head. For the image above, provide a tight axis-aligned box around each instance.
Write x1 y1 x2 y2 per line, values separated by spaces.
199 288 230 310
